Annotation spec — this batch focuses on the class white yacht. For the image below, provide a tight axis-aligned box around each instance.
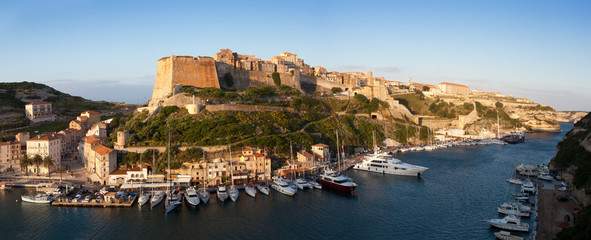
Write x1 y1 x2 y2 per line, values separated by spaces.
353 152 428 176
245 184 257 198
228 185 239 202
521 180 535 193
165 194 182 213
486 214 529 232
271 177 296 196
151 190 165 208
21 194 53 204
307 179 322 189
295 178 311 190
256 182 270 195
498 202 531 217
217 186 229 202
507 178 525 185
138 191 151 207
185 187 200 207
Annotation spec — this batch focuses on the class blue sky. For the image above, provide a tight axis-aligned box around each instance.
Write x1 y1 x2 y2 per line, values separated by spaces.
1 0 589 110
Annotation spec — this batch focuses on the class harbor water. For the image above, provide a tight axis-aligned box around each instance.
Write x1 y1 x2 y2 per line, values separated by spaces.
0 123 571 239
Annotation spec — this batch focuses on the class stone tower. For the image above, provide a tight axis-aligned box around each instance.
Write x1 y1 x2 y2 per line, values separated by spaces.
151 55 220 103
115 131 130 150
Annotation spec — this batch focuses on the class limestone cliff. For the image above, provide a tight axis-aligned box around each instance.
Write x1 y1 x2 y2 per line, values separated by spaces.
470 98 560 132
550 112 591 206
556 111 588 123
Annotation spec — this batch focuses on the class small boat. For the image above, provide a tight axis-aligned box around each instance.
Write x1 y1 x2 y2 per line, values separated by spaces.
21 194 53 204
245 184 256 198
521 180 535 193
498 202 531 217
507 178 525 185
151 191 165 208
99 187 109 195
307 178 322 189
537 174 553 181
256 182 270 195
184 187 200 207
486 214 529 232
165 194 182 213
198 188 210 204
217 186 229 202
494 231 523 240
271 177 296 196
513 193 530 201
228 185 239 202
138 191 151 207
295 178 311 190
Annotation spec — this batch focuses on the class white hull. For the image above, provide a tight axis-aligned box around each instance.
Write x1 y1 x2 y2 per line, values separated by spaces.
308 180 322 189
256 185 270 195
354 152 428 177
245 185 257 198
271 183 296 196
151 192 164 208
185 187 200 207
217 186 229 202
21 195 52 204
228 186 239 202
497 208 530 217
487 221 529 232
494 231 523 240
165 199 181 213
507 178 524 185
138 194 151 207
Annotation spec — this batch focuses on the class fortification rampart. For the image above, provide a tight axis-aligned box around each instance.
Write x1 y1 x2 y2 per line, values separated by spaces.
151 56 219 103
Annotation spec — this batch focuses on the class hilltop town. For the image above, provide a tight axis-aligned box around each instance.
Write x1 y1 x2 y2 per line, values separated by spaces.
0 49 562 187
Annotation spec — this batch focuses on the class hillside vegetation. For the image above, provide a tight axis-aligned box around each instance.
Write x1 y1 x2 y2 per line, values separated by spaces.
551 112 591 239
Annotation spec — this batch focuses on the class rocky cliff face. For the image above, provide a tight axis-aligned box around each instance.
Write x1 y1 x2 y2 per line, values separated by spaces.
503 102 561 132
550 112 591 206
556 111 588 123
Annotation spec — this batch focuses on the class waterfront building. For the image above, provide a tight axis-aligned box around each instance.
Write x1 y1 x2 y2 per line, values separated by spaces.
26 133 62 175
58 128 82 155
0 132 28 172
438 82 469 96
79 135 103 169
311 144 330 162
24 101 54 123
89 144 117 182
239 147 272 181
108 166 149 185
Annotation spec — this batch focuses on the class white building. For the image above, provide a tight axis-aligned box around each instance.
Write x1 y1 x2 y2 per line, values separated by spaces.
26 133 62 174
25 102 54 123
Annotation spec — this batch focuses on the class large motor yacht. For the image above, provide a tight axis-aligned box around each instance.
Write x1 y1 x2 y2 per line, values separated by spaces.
353 152 428 177
316 170 357 193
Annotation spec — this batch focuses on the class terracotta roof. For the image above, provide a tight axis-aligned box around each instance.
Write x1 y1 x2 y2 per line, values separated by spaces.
78 116 89 120
26 101 51 105
91 145 114 156
242 147 252 151
28 133 62 141
439 82 468 88
253 153 265 158
300 151 314 158
85 136 101 144
312 144 329 148
0 141 19 146
110 169 127 175
83 111 100 115
128 166 148 172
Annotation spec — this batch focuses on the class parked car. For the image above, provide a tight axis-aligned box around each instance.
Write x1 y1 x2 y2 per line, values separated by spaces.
558 186 567 191
557 195 569 202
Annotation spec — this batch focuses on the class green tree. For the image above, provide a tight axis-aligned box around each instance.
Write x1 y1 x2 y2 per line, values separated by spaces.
422 86 430 91
43 157 54 177
331 87 343 94
122 152 140 169
57 166 65 183
495 102 504 108
32 154 42 176
19 155 31 176
272 72 281 86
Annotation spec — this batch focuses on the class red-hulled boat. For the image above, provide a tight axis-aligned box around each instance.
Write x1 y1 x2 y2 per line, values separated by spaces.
316 170 357 193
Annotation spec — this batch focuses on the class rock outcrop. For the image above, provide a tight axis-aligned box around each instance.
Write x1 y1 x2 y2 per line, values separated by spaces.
556 111 588 123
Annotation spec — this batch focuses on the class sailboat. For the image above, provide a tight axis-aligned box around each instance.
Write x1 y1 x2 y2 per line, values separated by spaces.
198 157 210 204
245 183 257 198
150 151 164 208
138 157 151 207
164 131 181 213
256 155 271 195
228 145 239 202
293 144 310 190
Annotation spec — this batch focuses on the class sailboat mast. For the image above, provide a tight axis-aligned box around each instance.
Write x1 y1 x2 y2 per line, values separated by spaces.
336 130 340 172
229 144 233 186
289 142 294 179
167 130 171 195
